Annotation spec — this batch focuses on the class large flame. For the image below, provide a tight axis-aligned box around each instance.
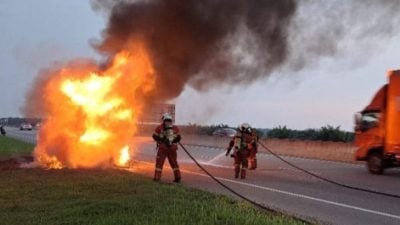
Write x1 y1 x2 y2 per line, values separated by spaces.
34 41 155 168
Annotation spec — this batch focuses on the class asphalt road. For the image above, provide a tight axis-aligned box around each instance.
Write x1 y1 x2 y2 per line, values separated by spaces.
3 126 37 144
5 127 400 225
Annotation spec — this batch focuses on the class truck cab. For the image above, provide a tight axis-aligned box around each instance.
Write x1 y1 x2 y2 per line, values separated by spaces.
355 70 400 174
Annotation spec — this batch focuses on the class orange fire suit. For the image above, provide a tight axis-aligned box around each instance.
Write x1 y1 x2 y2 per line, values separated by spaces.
226 131 257 179
152 124 181 182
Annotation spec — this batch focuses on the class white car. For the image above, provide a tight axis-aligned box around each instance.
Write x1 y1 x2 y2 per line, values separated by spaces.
20 123 33 131
212 128 237 138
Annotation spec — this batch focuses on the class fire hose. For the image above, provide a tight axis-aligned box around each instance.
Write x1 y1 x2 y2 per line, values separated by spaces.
178 142 276 213
257 141 400 199
181 142 400 199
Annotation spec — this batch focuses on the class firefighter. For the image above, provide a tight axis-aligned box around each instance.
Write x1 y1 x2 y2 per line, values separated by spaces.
248 129 259 170
0 125 5 136
225 123 256 179
152 113 182 183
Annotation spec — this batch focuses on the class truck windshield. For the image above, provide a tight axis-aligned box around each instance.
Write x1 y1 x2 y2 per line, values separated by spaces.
361 112 380 130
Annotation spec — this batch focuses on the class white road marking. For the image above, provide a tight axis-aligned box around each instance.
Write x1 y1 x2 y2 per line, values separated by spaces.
129 159 399 220
181 169 400 221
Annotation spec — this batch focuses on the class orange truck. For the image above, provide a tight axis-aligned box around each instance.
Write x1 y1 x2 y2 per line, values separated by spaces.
355 70 400 174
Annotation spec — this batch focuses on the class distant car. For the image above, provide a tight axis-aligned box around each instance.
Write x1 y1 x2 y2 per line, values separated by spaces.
20 123 33 131
212 128 237 138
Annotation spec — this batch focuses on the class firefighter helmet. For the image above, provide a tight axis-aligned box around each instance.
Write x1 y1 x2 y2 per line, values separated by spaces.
162 113 173 122
239 123 252 133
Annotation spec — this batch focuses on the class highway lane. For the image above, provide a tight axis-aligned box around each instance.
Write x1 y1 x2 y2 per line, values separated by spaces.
130 139 400 225
2 126 37 144
5 129 400 225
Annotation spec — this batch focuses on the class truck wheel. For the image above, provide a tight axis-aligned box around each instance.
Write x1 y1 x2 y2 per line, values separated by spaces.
367 152 384 175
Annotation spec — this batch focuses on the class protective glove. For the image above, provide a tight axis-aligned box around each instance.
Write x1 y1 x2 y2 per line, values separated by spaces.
172 135 181 143
225 148 231 157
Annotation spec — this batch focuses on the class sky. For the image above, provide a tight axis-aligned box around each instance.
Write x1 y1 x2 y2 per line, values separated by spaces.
0 0 399 131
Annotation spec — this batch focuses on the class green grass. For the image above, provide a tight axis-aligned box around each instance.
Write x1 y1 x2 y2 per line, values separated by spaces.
0 136 34 159
0 169 308 225
0 137 309 225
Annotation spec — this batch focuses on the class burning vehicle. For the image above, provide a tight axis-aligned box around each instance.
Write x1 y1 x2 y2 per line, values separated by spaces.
31 46 154 169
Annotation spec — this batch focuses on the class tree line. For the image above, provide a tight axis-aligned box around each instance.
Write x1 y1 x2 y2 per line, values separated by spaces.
261 125 353 142
1 118 354 143
180 124 354 143
0 117 41 126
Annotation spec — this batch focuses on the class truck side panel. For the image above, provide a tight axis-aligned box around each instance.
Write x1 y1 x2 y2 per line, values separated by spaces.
385 70 400 154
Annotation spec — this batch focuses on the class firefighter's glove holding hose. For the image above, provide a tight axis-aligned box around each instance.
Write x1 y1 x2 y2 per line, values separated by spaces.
225 148 231 157
172 135 181 144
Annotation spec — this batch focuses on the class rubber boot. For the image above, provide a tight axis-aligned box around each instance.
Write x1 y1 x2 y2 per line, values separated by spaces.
249 159 255 170
240 168 246 179
173 169 181 183
234 166 240 179
153 170 162 181
250 159 257 170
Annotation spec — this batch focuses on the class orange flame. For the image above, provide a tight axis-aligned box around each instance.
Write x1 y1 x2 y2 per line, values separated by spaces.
34 41 155 168
117 145 131 167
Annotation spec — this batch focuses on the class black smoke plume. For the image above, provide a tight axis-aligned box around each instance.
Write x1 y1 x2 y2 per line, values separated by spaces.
23 0 400 118
92 0 297 101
